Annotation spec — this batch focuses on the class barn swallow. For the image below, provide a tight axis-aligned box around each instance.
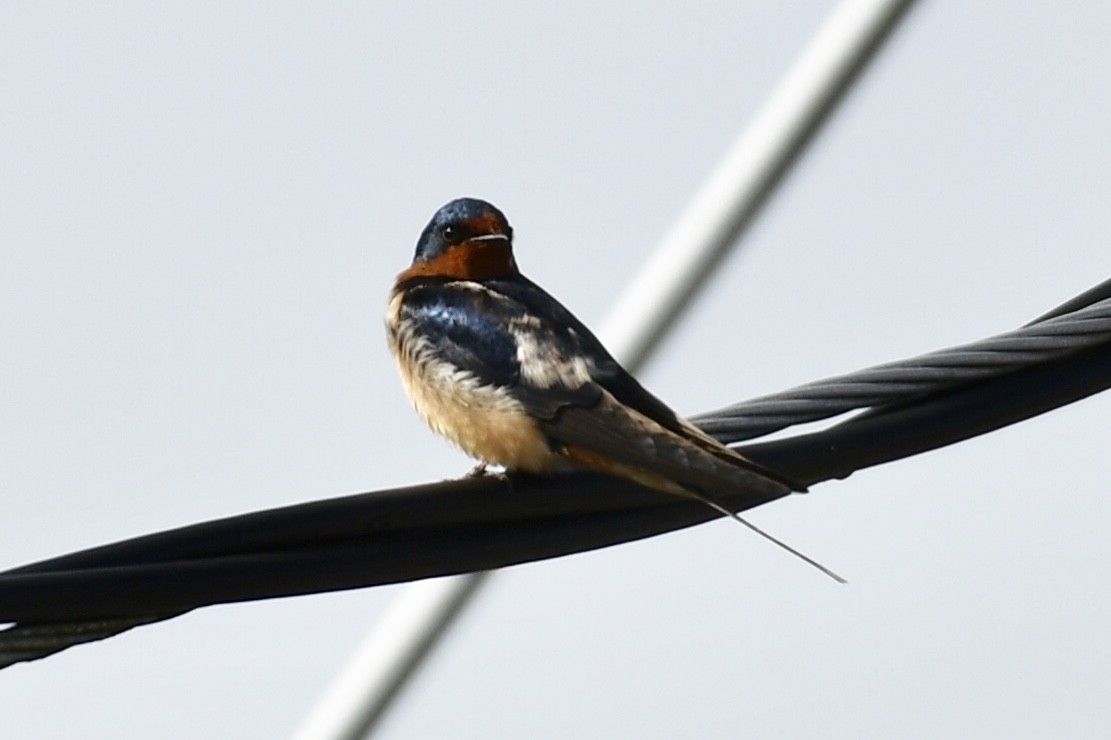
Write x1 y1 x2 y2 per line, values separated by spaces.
387 197 842 581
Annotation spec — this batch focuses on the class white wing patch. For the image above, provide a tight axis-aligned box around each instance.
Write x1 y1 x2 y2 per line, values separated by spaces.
510 315 593 390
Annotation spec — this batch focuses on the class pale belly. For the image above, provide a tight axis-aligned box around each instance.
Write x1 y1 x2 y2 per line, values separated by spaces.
392 337 562 473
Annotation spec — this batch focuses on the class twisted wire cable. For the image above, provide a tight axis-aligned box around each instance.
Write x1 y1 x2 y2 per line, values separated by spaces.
0 617 166 668
694 282 1111 443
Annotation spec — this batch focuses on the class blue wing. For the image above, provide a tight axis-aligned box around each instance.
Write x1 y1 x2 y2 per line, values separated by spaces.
396 281 522 388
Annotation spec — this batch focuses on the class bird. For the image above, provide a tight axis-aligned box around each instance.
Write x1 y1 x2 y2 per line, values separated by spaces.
387 197 842 581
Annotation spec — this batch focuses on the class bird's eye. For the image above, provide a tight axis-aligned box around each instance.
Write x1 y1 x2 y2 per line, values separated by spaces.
440 224 459 242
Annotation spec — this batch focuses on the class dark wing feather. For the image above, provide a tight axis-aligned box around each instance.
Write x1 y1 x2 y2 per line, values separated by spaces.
588 366 806 491
489 276 678 415
397 281 522 387
516 384 791 499
489 275 801 494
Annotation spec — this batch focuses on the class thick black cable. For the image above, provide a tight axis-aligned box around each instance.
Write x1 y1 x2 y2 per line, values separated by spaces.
1 278 1109 667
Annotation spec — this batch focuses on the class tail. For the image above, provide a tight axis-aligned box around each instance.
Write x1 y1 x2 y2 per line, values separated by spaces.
687 488 846 584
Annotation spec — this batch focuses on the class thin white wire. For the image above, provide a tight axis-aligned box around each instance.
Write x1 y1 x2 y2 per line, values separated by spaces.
599 0 915 368
291 2 917 738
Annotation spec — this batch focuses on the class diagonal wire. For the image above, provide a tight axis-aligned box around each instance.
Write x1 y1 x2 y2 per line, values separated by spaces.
293 2 919 738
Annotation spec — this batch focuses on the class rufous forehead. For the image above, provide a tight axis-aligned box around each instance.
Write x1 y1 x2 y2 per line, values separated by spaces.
463 212 508 234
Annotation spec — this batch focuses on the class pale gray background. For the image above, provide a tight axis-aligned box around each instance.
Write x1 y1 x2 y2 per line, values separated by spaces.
2 2 1110 738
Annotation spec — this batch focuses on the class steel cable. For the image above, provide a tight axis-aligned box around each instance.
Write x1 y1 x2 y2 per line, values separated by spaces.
695 288 1111 442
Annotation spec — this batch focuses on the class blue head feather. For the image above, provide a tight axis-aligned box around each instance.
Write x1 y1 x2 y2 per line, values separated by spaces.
413 198 512 264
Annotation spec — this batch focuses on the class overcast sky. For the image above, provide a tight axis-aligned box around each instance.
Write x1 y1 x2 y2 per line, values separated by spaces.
2 2 1110 738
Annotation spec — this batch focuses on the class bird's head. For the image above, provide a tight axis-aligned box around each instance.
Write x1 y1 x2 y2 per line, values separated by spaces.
399 198 517 283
